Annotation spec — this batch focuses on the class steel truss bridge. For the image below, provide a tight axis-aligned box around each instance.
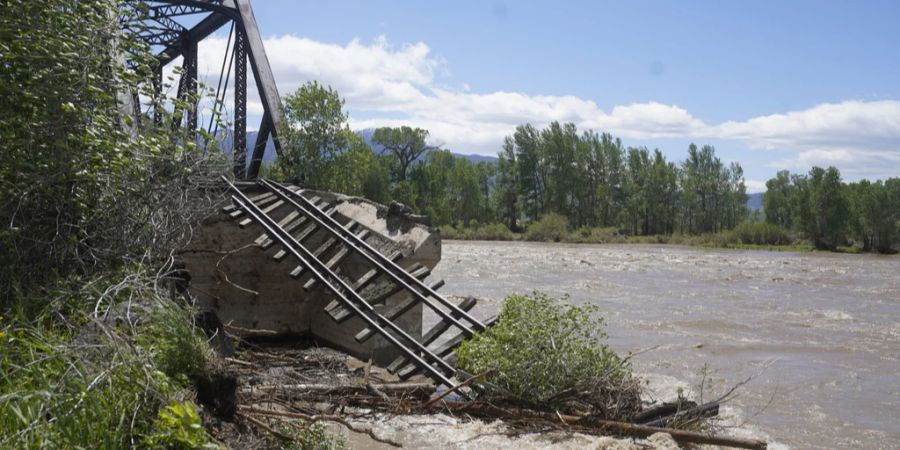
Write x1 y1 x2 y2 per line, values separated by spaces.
125 0 283 179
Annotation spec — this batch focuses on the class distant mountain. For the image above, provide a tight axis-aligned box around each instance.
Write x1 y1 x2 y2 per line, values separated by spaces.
747 192 763 210
220 129 499 165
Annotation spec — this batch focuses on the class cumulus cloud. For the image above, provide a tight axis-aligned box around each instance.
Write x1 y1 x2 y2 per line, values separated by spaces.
183 34 900 179
716 101 900 178
190 35 707 151
744 179 768 193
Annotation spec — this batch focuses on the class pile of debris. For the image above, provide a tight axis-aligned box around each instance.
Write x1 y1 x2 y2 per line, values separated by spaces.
195 337 767 450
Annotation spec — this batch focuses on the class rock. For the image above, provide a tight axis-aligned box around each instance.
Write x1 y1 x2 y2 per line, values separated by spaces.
590 436 639 450
646 432 680 450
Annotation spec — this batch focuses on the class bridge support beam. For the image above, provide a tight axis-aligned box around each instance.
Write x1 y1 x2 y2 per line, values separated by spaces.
233 30 247 178
132 0 283 179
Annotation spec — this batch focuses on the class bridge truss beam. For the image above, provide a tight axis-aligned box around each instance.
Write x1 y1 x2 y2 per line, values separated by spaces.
126 0 283 179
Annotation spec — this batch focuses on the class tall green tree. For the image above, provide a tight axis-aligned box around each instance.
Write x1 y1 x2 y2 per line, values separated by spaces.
317 132 379 197
277 81 350 186
512 124 546 221
795 166 849 250
764 170 795 228
372 126 432 182
494 137 521 230
592 132 626 228
679 144 744 234
847 179 900 253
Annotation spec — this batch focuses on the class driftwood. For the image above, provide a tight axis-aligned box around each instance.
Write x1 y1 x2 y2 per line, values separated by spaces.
424 370 492 409
438 401 767 450
241 382 434 400
239 405 402 447
631 400 697 423
642 401 720 428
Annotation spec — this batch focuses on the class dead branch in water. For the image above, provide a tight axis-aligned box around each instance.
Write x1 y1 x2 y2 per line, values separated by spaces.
239 405 402 447
424 370 493 409
435 401 767 450
241 381 434 399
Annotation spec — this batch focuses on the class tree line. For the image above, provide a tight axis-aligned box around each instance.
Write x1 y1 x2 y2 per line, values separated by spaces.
493 124 748 235
764 168 900 252
272 82 749 236
270 81 897 253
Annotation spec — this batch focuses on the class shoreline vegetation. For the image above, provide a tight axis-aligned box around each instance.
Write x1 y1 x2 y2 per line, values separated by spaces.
438 216 877 254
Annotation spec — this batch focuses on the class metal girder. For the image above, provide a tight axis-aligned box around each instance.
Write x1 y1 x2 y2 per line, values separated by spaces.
233 30 247 178
126 0 283 179
149 4 209 17
236 0 283 178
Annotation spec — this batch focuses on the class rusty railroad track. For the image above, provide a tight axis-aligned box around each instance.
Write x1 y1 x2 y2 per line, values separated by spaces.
222 177 494 388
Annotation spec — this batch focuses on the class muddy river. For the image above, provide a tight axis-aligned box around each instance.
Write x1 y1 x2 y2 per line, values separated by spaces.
425 241 900 449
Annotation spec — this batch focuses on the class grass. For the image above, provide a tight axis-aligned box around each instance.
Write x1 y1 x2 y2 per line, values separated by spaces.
0 270 217 449
439 222 515 241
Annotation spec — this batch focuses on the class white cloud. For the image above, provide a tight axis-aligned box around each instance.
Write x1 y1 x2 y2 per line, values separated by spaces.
190 35 707 152
179 34 900 180
717 101 900 178
716 101 900 150
744 179 768 193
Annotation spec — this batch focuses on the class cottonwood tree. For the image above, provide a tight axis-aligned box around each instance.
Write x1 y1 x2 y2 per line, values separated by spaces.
493 137 520 230
277 81 350 186
372 126 434 182
846 178 899 253
795 166 849 250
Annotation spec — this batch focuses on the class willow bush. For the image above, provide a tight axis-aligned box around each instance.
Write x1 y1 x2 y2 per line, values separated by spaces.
0 0 228 308
523 214 569 242
457 292 642 419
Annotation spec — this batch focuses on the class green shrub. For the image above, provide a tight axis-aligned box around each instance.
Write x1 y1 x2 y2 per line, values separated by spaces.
473 223 514 241
438 224 460 240
146 401 222 450
136 305 211 387
439 223 515 241
0 273 214 449
523 214 569 242
568 226 621 243
456 292 641 419
728 222 792 246
0 316 176 449
272 422 347 450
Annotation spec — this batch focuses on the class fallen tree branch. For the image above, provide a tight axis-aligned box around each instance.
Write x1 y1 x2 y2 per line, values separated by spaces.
223 323 279 336
241 382 434 399
424 370 492 409
238 412 292 441
642 401 719 428
239 405 403 447
214 244 261 296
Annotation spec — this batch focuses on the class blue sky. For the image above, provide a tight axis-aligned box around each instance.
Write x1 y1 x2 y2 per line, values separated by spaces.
188 0 900 190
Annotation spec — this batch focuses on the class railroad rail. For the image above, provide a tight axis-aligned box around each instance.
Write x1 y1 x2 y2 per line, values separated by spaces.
222 177 493 387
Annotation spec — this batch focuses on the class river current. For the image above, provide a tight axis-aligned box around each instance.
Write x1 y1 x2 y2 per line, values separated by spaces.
425 241 900 449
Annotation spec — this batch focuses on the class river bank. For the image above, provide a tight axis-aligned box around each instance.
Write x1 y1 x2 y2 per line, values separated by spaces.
431 241 900 449
440 221 899 255
439 223 820 253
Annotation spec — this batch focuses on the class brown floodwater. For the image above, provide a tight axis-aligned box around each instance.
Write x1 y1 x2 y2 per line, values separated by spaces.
425 241 900 449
